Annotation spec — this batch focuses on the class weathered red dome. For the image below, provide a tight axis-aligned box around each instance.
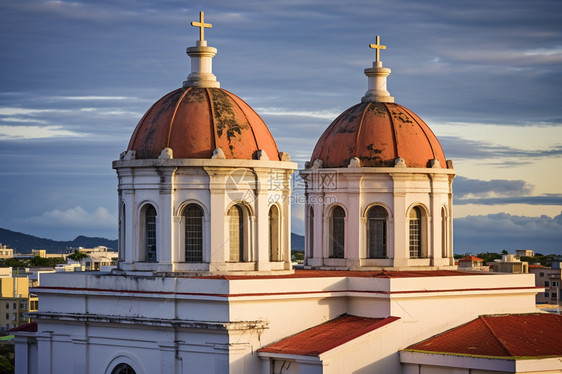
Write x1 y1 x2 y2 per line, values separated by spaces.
310 102 446 168
128 87 280 160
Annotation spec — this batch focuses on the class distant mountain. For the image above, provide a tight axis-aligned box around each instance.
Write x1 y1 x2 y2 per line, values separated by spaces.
0 227 117 253
291 232 304 252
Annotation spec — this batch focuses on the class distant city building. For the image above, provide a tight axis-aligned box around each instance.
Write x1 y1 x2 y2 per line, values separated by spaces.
530 263 562 304
492 254 529 274
0 244 14 259
515 249 534 257
0 275 37 331
67 246 118 271
457 255 486 271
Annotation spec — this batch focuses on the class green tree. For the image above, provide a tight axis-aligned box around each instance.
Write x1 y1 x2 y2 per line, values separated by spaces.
68 250 89 261
476 252 502 263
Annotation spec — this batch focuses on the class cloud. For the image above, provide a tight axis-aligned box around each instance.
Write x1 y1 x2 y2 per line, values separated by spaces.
25 206 116 230
454 212 562 254
0 125 86 139
440 136 562 160
455 194 562 206
454 176 533 198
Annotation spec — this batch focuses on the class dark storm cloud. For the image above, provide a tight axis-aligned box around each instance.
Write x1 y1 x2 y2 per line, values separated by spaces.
454 213 562 254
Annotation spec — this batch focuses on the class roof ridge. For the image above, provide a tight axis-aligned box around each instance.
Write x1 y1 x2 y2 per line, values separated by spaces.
479 315 513 357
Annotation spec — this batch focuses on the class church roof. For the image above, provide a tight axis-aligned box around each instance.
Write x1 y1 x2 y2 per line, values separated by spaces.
10 322 37 332
127 87 279 160
309 36 448 169
405 314 562 358
459 255 484 262
310 102 447 168
127 11 280 161
258 314 400 357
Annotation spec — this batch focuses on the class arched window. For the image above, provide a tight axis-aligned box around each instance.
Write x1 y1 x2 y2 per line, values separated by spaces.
269 205 280 261
184 204 203 262
367 206 387 258
307 205 314 259
112 363 136 374
228 205 245 262
144 204 157 262
441 207 447 258
409 207 422 258
330 206 345 258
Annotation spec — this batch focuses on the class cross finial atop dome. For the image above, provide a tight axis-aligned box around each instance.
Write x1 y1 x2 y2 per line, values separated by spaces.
183 11 220 88
369 35 386 63
191 11 212 43
362 35 394 103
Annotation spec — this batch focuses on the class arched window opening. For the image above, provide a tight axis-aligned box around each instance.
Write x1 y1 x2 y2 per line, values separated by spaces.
145 204 157 262
409 207 422 258
330 206 345 258
307 205 314 258
112 363 136 374
367 206 387 258
228 205 245 262
184 204 203 262
269 205 280 261
441 207 447 258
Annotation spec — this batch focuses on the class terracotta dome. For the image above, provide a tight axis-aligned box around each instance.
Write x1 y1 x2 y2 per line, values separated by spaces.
310 102 446 168
128 87 280 160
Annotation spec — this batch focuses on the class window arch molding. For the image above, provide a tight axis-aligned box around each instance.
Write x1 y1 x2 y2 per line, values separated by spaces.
137 200 159 263
225 201 254 263
175 199 209 217
406 203 430 259
363 203 391 259
326 203 347 259
104 354 144 374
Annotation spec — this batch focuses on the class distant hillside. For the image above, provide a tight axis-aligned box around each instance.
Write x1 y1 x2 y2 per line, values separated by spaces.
0 227 117 253
291 232 304 252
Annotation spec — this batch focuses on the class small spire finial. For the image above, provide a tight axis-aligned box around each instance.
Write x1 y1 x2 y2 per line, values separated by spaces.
362 35 393 103
191 11 212 42
183 11 220 88
369 35 386 63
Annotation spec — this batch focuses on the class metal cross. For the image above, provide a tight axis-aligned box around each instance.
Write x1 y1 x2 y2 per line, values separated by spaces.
191 11 212 41
369 35 386 62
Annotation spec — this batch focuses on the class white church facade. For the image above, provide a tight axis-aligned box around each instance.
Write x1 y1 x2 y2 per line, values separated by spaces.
13 12 561 374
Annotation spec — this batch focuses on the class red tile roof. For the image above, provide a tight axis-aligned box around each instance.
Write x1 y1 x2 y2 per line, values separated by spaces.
458 255 484 262
10 322 37 333
195 269 480 280
406 314 562 358
258 314 400 356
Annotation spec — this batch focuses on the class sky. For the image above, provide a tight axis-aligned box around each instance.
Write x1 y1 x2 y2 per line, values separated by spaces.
0 0 561 255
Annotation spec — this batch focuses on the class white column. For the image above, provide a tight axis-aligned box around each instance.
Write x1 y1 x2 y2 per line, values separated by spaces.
254 169 271 271
158 341 176 373
205 167 229 272
36 332 53 374
72 336 88 374
157 167 177 272
14 335 30 374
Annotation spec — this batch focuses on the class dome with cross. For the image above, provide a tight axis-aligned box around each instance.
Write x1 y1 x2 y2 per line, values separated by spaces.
309 36 448 169
127 12 280 161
